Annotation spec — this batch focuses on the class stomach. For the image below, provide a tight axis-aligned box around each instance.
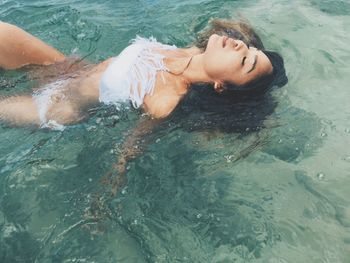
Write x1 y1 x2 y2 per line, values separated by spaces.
30 57 111 127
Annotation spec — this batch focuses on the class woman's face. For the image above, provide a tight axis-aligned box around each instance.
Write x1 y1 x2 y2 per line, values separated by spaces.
203 34 273 87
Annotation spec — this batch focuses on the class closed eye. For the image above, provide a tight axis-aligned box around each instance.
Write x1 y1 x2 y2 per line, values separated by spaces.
241 56 247 66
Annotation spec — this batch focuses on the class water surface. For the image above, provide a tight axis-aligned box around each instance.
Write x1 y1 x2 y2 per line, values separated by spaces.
1 0 350 262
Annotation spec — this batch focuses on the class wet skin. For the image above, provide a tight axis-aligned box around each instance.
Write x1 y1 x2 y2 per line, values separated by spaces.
202 34 273 86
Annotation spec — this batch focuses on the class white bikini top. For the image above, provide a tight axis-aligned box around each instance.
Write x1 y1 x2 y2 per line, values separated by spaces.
99 36 177 108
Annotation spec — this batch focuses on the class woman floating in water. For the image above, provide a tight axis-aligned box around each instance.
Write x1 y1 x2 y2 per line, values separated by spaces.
0 19 287 185
0 19 286 128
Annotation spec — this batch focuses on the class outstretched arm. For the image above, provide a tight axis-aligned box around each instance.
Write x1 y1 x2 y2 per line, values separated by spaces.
0 22 66 70
103 116 161 195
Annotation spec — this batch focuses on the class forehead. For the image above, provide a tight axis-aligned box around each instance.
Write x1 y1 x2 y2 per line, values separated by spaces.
237 50 273 86
256 50 273 76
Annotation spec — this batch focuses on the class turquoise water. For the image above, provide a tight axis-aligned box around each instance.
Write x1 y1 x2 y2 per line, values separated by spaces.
1 0 350 262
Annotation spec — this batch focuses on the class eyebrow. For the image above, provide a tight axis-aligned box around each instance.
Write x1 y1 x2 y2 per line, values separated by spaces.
246 55 258 74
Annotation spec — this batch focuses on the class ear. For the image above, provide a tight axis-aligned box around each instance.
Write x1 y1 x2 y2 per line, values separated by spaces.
214 82 225 93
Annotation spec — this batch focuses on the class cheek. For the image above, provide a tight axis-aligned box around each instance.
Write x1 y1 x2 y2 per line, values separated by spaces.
206 58 237 80
203 52 226 72
203 57 227 79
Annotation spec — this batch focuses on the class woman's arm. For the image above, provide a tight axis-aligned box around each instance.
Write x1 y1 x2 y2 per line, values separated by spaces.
103 117 161 195
0 22 66 69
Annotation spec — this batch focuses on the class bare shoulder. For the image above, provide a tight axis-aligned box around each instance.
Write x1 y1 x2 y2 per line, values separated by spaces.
144 94 180 119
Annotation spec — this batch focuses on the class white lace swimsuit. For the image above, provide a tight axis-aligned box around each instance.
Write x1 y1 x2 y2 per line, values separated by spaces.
99 36 177 108
33 37 177 129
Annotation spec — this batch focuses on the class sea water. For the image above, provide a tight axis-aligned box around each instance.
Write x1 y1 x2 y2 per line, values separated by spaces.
0 0 350 262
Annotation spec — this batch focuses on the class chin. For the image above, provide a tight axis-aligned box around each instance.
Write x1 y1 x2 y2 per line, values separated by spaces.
206 34 219 48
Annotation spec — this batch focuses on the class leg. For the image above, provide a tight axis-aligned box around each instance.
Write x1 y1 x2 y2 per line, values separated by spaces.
0 93 86 127
0 95 40 125
0 22 66 70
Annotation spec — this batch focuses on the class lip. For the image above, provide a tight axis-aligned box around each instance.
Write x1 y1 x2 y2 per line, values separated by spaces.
222 36 228 48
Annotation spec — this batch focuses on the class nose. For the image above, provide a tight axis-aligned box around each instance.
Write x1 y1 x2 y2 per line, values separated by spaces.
232 39 246 51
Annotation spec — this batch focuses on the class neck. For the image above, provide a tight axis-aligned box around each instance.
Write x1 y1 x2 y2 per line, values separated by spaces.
165 47 212 84
181 53 212 85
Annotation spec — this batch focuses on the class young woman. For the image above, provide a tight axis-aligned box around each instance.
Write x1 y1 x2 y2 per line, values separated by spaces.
0 19 287 193
0 19 283 129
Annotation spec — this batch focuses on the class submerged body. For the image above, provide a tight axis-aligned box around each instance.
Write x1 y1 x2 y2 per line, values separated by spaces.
0 22 199 127
0 19 286 196
32 37 195 128
0 21 273 128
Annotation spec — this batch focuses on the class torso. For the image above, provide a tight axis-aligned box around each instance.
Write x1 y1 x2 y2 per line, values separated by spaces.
34 39 200 127
96 38 199 118
72 52 189 119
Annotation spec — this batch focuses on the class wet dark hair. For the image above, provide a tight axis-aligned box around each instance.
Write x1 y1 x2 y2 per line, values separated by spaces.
195 19 288 94
195 19 266 50
159 19 288 136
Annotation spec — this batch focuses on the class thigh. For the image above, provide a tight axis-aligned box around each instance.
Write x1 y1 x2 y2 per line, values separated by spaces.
0 22 66 70
0 95 40 125
46 98 82 125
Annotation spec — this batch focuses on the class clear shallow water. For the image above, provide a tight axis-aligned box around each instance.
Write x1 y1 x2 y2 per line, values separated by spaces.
1 0 350 262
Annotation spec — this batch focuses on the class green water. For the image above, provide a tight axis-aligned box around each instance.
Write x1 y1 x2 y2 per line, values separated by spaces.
1 0 350 262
